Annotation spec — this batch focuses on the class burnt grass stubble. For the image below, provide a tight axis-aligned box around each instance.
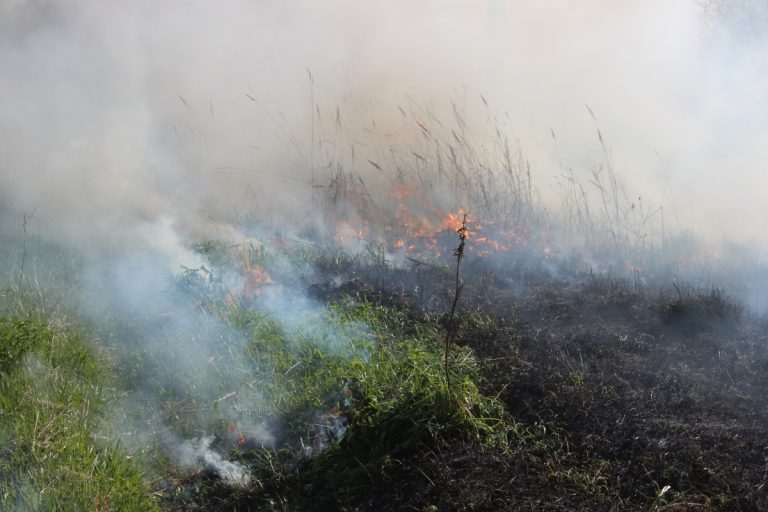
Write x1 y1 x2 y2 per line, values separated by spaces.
189 250 768 511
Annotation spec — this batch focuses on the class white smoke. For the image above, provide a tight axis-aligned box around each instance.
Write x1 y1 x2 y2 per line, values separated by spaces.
176 436 251 487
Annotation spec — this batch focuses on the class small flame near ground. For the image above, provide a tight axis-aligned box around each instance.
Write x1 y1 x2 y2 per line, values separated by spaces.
226 260 273 306
225 422 261 452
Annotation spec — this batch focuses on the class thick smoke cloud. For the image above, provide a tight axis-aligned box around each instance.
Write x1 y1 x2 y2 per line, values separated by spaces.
1 0 766 250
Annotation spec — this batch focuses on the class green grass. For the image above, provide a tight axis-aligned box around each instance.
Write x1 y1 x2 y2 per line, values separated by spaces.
0 315 157 511
230 297 506 444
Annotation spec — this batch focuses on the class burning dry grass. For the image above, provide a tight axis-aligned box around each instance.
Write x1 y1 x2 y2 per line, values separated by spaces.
306 98 662 269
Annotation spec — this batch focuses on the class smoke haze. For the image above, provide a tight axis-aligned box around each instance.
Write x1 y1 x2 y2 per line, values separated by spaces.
1 0 766 250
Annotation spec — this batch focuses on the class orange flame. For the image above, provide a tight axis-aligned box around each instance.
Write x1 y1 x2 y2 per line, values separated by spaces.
242 261 271 301
324 178 530 260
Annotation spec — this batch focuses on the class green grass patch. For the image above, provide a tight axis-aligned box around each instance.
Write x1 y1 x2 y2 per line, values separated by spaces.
0 315 157 511
229 297 506 446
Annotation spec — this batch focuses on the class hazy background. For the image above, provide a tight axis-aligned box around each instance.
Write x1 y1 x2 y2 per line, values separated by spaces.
0 0 766 252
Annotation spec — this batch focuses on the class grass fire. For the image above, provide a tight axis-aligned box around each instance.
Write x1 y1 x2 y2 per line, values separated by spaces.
2 1 768 511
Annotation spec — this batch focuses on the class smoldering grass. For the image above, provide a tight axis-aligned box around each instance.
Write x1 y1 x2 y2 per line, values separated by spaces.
93 244 379 493
176 436 251 487
147 241 506 507
181 297 507 509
